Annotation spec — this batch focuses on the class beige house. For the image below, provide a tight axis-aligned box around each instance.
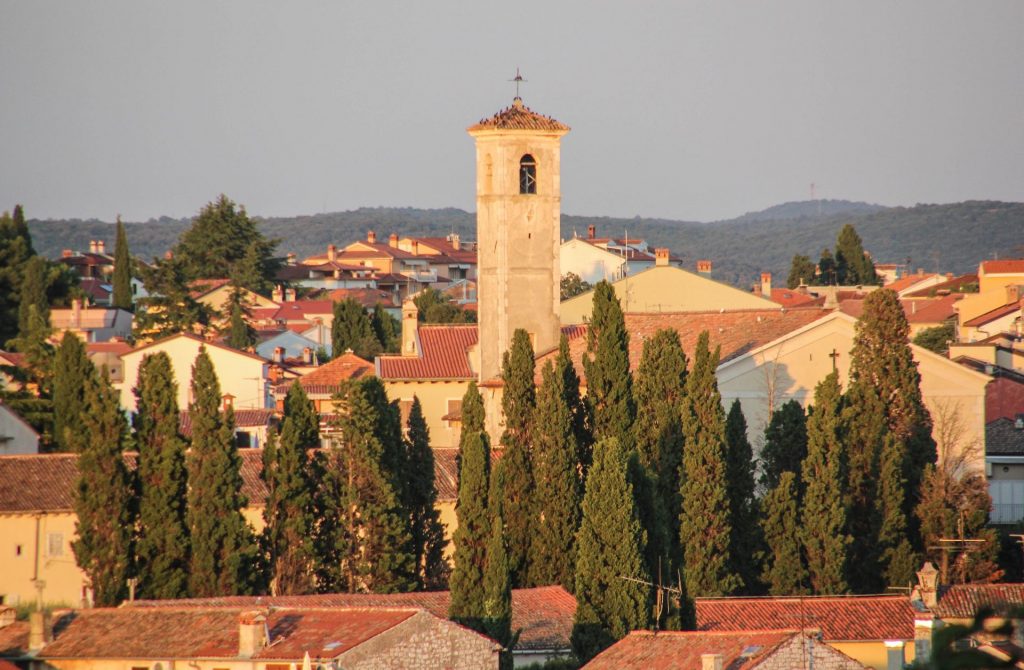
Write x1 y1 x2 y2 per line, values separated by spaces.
716 311 991 471
955 260 1024 332
49 301 132 343
193 282 278 315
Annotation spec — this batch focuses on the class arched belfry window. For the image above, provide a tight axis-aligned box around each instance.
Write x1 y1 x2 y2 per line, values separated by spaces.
519 154 537 194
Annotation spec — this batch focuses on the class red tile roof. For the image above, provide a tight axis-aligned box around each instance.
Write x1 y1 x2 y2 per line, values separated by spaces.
981 260 1024 275
906 273 978 298
931 584 1024 619
839 295 961 324
285 352 375 395
583 629 801 670
273 300 335 320
468 99 570 132
128 586 576 651
179 409 276 437
696 595 915 641
769 288 826 309
884 272 937 294
377 325 478 380
187 278 232 298
85 341 134 356
963 301 1021 327
125 332 269 363
326 288 397 308
0 621 29 658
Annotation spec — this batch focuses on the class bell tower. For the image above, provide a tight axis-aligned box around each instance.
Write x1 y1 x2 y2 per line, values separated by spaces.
468 97 570 382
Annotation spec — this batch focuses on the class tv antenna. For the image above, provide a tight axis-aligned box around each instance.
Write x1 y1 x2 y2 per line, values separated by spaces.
618 560 683 631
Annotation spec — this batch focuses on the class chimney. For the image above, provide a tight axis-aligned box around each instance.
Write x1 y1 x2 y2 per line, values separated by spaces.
164 250 173 260
916 561 940 609
917 268 925 276
885 640 905 670
286 252 296 266
914 617 935 662
221 393 235 411
587 225 596 240
410 240 419 255
29 610 52 651
97 240 105 255
272 285 284 303
401 298 419 356
451 233 461 251
273 347 285 364
71 298 82 328
752 283 762 297
88 240 97 254
701 653 723 670
62 249 72 258
655 248 670 267
302 347 313 364
697 259 713 275
389 233 399 248
367 230 377 244
285 287 296 302
761 272 772 297
327 244 337 262
238 611 269 658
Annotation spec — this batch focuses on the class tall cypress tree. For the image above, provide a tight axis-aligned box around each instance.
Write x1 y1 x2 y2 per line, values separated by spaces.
760 400 808 493
679 332 741 597
876 433 918 587
449 382 491 627
134 352 190 600
51 331 94 452
112 217 133 310
186 348 257 596
760 471 808 595
724 400 760 593
371 303 400 353
11 205 32 254
529 358 582 591
556 334 591 478
225 290 256 351
70 368 133 607
405 396 448 589
800 372 850 595
484 465 513 652
584 281 634 448
496 328 536 587
15 255 49 341
262 383 318 595
0 208 34 344
331 298 380 360
572 437 651 663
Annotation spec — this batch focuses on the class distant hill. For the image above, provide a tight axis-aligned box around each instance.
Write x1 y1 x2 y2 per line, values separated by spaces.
28 200 1024 288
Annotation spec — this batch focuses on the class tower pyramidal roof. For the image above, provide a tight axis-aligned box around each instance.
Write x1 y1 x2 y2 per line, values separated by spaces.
467 97 570 132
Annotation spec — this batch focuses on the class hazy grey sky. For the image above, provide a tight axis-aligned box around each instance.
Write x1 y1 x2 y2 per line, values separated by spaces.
2 1 1022 223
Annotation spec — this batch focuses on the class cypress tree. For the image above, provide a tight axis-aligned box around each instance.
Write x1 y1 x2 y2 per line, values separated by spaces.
760 400 808 493
572 437 651 663
449 382 491 626
371 303 400 353
112 217 133 310
15 255 49 340
0 209 33 344
800 372 850 595
556 335 591 478
484 465 513 650
225 291 256 351
876 433 918 587
186 348 257 596
679 332 741 596
529 358 582 591
787 254 816 289
760 471 808 595
134 352 190 600
70 368 133 607
51 331 94 452
724 400 760 593
262 383 318 595
497 328 536 587
583 281 634 448
818 248 837 286
331 298 380 360
405 396 448 589
11 205 33 254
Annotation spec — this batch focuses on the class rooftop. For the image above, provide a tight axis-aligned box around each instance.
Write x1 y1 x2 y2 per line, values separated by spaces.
987 418 1024 456
282 352 375 395
467 98 570 133
377 325 478 380
981 260 1024 275
932 583 1024 619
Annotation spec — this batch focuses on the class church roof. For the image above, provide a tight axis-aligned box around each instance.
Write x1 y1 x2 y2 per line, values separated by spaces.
467 98 569 132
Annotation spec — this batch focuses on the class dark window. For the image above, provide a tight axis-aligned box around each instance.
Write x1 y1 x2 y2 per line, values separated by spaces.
519 154 537 194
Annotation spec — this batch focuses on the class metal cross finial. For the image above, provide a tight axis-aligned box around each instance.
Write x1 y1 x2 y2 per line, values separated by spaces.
509 67 527 98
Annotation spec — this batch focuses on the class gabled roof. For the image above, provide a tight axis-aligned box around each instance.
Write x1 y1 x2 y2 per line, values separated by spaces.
272 300 335 320
85 341 133 356
931 583 1024 619
122 332 269 364
839 295 960 324
0 620 28 658
963 301 1021 327
377 325 478 380
187 278 232 298
326 287 397 309
981 260 1024 275
906 273 978 298
584 630 801 670
769 288 826 309
284 352 375 395
695 595 915 641
467 98 570 133
179 409 276 437
884 272 937 294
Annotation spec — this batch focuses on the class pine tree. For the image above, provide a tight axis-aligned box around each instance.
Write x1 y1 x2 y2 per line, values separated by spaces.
818 248 837 286
631 328 687 589
583 281 634 448
134 352 190 600
51 331 94 452
186 348 257 596
529 358 582 591
725 400 760 593
173 195 278 284
497 328 536 587
449 382 491 627
484 466 513 650
834 224 877 285
787 254 816 289
760 471 808 595
760 400 808 493
134 257 209 341
112 217 133 310
331 298 381 360
800 372 850 595
405 397 448 589
262 383 318 595
70 368 133 607
679 332 741 596
573 437 651 663
11 205 33 254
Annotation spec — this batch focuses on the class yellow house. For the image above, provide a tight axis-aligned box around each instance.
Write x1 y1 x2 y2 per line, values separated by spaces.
956 260 1024 334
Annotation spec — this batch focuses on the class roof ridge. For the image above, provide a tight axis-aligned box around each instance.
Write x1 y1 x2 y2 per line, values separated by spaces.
695 593 905 601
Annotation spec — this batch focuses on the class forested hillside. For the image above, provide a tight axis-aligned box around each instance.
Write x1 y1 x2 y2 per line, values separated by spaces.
28 200 1024 287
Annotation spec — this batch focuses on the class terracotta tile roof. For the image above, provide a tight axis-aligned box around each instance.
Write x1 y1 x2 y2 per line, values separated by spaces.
987 418 1024 456
769 288 826 308
583 629 800 670
125 332 269 364
932 583 1024 619
40 607 418 661
128 585 575 651
468 98 570 132
696 595 915 641
377 325 478 380
434 448 459 501
187 278 232 298
906 273 979 298
963 301 1021 327
982 260 1024 275
273 300 335 321
283 352 375 395
325 288 397 308
78 277 112 301
839 296 960 324
179 409 276 437
0 660 21 669
884 273 937 294
85 341 133 355
0 621 29 658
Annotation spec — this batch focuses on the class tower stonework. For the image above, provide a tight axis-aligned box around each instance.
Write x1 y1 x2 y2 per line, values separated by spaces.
468 98 570 382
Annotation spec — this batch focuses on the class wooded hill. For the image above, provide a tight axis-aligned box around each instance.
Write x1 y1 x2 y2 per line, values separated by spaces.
28 200 1024 287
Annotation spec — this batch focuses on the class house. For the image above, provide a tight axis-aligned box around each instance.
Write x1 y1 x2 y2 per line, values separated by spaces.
695 595 917 669
583 629 869 670
20 606 499 670
57 242 114 279
959 293 1023 343
85 340 133 383
950 333 1024 376
255 330 323 362
274 351 375 416
397 234 478 282
117 333 273 414
560 231 674 286
559 259 783 325
191 280 278 316
49 300 133 343
883 269 944 297
985 417 1024 524
955 260 1024 330
180 406 277 449
839 294 961 338
0 402 39 455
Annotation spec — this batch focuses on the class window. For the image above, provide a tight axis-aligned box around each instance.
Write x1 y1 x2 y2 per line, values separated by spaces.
519 154 537 194
446 398 463 427
398 399 414 427
14 545 21 557
47 532 63 557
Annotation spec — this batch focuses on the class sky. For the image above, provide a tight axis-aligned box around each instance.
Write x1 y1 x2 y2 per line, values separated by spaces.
2 1 1023 223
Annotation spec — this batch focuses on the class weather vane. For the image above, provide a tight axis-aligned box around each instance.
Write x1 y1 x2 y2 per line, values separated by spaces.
509 67 526 98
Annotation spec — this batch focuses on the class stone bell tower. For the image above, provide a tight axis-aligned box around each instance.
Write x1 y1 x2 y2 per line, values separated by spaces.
468 97 570 382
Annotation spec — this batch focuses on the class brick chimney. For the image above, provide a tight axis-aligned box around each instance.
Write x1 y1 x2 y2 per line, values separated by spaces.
367 230 377 244
327 244 337 262
62 249 72 258
701 653 723 670
697 259 713 275
302 347 313 364
587 225 596 240
238 611 268 658
221 393 235 412
71 298 82 329
1006 285 1020 304
273 347 285 364
284 287 296 302
761 272 772 297
655 248 670 267
402 298 419 356
916 561 940 609
410 240 419 255
389 233 399 248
